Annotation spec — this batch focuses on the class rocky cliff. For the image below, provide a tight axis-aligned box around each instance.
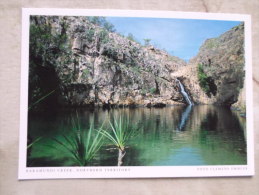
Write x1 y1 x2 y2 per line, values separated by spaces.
29 16 245 109
172 23 245 107
29 16 187 108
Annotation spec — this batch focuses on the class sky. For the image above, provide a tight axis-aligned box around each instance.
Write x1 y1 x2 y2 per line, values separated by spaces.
106 17 241 62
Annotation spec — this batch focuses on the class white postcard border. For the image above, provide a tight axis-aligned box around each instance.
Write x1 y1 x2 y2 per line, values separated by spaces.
19 8 253 179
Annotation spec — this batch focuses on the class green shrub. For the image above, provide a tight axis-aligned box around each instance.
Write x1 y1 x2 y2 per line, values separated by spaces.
85 28 95 42
81 69 90 79
197 64 217 97
143 38 151 46
86 16 116 32
149 87 157 94
127 33 139 43
103 47 117 59
131 66 141 73
99 29 109 44
140 89 147 96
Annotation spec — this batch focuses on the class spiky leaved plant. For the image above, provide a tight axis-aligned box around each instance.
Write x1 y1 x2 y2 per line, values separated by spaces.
53 117 103 166
99 116 139 166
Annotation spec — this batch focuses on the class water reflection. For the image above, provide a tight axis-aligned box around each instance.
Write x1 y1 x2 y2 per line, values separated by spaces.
177 105 193 131
28 105 247 166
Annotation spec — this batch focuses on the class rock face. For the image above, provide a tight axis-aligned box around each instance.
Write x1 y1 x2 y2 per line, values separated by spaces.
29 16 187 108
232 82 246 113
29 16 245 109
172 23 245 106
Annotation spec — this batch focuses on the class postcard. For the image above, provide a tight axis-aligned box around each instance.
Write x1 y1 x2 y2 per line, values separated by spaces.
19 8 253 179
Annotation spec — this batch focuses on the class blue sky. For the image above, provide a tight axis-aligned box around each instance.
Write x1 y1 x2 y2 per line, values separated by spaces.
106 17 241 62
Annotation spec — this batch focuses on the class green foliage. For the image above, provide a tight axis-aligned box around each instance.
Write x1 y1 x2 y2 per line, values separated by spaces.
149 87 157 94
99 116 139 151
140 89 147 96
81 69 90 79
103 46 117 59
198 63 210 95
85 28 95 42
29 18 70 109
83 69 89 75
197 64 217 97
29 20 68 68
143 38 151 46
86 16 116 32
99 29 109 44
27 137 43 149
103 22 115 33
53 117 103 166
28 89 56 110
131 66 141 73
127 33 139 43
62 73 73 84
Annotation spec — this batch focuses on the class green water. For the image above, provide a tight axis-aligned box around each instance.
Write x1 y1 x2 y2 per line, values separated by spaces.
27 105 247 167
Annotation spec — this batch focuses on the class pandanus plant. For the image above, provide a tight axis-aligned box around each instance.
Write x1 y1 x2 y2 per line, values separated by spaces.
100 116 139 166
27 89 56 165
53 117 103 166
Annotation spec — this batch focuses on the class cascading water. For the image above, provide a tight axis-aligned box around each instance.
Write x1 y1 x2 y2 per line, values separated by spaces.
176 79 193 105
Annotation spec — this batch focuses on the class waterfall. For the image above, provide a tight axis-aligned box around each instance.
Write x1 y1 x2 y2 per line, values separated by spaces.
176 79 193 105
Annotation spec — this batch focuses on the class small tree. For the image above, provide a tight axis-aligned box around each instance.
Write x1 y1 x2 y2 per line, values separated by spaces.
127 33 138 42
143 38 151 46
87 16 116 32
103 22 115 32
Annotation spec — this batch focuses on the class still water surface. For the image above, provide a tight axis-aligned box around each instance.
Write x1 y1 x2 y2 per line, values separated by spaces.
28 105 247 166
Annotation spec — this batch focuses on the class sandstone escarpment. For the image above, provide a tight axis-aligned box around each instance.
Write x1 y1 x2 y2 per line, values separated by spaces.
29 16 187 108
29 16 245 109
173 23 245 106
